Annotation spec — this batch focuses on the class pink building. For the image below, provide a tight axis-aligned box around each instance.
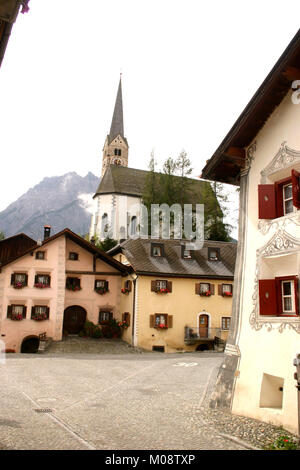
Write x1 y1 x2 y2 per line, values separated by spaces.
0 227 130 352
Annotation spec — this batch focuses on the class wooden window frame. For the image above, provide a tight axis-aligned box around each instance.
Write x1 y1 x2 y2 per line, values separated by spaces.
151 279 172 293
151 243 164 257
69 252 79 261
98 310 113 324
31 305 50 320
34 274 51 287
221 317 231 330
7 304 27 319
11 273 28 288
122 312 130 326
150 313 173 329
66 277 81 291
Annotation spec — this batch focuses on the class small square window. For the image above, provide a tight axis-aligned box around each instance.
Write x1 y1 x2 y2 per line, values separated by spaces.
36 251 45 260
208 247 220 261
69 252 79 261
99 311 112 324
222 317 231 330
200 283 210 294
151 244 163 257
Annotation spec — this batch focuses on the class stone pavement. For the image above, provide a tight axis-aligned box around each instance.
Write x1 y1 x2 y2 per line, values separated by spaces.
0 340 252 450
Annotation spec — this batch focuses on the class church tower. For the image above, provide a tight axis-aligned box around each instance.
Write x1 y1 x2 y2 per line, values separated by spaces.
101 76 129 176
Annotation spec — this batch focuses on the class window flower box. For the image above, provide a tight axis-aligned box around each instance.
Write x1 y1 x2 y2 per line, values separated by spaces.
11 313 24 321
223 291 233 297
32 313 48 321
118 320 129 329
121 288 130 295
155 323 168 329
13 282 25 289
95 287 108 295
34 283 50 289
66 285 81 291
200 290 211 297
157 288 170 294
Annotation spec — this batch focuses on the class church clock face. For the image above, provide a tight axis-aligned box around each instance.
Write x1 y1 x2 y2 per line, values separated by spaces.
113 158 123 166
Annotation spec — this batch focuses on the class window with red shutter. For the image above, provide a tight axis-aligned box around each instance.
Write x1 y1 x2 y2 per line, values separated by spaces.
292 169 300 209
258 279 278 316
258 185 277 219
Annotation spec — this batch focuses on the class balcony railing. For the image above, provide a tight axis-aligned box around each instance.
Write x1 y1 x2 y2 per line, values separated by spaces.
184 326 223 344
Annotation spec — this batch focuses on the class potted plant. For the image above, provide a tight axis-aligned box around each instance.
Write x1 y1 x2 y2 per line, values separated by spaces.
223 291 233 297
121 288 130 295
156 323 168 329
11 313 23 321
200 290 211 297
34 282 50 289
157 288 170 294
13 281 25 289
32 312 48 321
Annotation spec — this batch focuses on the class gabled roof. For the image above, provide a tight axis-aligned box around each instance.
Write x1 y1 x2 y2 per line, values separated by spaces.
201 29 300 185
108 238 237 279
0 228 131 274
0 233 36 265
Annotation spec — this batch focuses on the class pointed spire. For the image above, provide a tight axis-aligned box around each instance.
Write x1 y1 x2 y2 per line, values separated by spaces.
108 75 124 143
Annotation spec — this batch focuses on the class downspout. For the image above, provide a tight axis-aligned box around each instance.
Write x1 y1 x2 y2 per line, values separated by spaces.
131 274 138 347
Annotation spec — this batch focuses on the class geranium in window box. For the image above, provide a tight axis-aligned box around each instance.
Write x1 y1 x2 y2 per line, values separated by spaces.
157 288 170 294
95 287 108 295
121 288 130 295
200 291 211 297
118 320 129 329
32 313 48 321
13 282 25 289
66 285 81 291
11 313 24 321
223 291 233 297
34 283 50 289
155 323 168 329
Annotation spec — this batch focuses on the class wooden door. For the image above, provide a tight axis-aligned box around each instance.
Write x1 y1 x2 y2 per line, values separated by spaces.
199 314 209 338
63 306 87 334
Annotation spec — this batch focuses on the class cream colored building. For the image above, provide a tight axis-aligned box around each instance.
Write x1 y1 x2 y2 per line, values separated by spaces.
201 30 300 434
110 238 236 353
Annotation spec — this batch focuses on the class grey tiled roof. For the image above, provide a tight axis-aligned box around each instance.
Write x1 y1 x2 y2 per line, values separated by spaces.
110 238 237 279
94 165 217 205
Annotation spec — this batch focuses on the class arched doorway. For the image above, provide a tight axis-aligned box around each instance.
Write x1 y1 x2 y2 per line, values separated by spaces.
63 305 87 334
21 336 39 354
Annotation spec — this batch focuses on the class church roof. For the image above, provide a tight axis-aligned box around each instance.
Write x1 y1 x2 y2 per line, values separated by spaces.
94 164 218 205
108 77 126 144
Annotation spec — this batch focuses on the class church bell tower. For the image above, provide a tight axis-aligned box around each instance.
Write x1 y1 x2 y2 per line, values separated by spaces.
102 76 129 176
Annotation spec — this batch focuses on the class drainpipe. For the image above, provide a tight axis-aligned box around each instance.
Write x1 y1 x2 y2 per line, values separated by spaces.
293 353 300 442
130 273 138 348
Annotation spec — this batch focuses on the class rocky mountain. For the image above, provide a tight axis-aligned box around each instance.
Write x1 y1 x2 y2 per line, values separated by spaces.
0 172 99 240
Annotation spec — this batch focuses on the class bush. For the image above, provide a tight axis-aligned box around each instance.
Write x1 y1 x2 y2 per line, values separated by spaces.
264 434 299 450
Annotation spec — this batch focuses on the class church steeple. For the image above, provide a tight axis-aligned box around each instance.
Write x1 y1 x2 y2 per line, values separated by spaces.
102 76 129 176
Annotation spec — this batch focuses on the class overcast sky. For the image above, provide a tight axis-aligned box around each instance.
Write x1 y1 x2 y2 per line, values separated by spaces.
1 0 300 233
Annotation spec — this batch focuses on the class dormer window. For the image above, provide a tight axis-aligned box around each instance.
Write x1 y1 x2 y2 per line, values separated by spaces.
208 247 220 261
182 246 192 259
151 244 163 257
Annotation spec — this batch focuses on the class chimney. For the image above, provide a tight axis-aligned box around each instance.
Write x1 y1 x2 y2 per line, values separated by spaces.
43 225 51 240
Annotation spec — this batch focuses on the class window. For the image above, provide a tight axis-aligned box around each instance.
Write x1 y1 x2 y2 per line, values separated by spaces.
221 317 231 330
122 312 130 326
129 216 137 236
66 277 81 291
11 273 28 288
114 148 121 156
35 251 45 260
99 311 113 324
150 313 173 329
94 279 109 293
208 247 220 261
259 276 299 316
34 274 50 287
31 305 49 320
258 169 300 219
7 304 26 319
151 280 172 293
218 284 233 296
182 246 192 259
69 252 79 260
151 244 163 257
195 283 214 296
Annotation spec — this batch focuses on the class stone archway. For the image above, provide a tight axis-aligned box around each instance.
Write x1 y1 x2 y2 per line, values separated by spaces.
63 305 87 335
21 336 39 354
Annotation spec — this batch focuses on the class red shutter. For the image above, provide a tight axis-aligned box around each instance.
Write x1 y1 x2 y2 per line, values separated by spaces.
294 277 299 315
258 185 277 219
259 279 278 315
292 169 300 209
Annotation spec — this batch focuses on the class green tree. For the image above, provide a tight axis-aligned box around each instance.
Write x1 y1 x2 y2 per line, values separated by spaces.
0 231 5 240
204 181 232 241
